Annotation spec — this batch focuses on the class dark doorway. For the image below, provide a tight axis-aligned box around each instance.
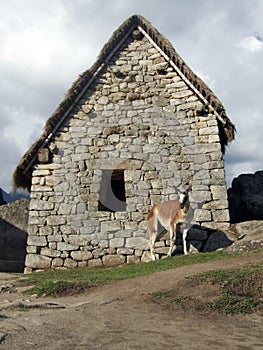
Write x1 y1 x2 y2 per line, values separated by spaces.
98 169 127 212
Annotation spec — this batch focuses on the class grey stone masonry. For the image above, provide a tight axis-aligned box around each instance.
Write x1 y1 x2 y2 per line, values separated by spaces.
25 32 230 272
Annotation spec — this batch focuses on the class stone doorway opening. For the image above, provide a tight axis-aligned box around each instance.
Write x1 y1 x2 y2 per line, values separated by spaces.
98 169 127 212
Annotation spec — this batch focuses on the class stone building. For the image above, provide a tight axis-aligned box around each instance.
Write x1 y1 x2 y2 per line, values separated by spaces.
13 15 235 272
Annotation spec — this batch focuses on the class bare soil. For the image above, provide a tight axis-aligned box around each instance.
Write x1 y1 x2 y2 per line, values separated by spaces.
1 253 263 350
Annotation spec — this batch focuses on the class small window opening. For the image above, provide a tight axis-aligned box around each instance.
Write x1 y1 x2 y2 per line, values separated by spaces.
98 170 127 212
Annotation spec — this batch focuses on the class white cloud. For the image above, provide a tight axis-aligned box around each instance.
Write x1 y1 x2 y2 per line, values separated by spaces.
238 35 263 52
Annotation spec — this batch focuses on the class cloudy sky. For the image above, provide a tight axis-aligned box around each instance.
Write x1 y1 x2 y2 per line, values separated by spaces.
1 0 262 191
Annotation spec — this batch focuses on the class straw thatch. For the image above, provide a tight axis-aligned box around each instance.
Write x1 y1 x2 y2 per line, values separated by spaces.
13 14 235 191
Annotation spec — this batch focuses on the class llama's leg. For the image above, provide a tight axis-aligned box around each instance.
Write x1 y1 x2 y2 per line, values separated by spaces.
148 213 158 261
182 227 188 255
167 223 175 257
149 231 158 260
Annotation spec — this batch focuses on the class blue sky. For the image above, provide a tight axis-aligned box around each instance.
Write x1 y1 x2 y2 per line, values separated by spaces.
0 0 262 191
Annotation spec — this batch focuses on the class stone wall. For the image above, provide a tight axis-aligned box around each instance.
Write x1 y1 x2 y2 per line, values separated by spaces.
25 33 229 272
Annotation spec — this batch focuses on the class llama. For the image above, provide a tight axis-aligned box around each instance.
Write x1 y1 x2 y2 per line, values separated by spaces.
146 192 190 260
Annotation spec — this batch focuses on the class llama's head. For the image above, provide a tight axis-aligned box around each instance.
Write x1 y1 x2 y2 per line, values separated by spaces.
179 190 189 208
179 192 186 205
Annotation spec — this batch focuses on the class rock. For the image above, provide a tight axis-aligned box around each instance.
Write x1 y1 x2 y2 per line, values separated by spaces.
226 220 263 253
203 231 233 252
141 251 153 262
228 170 263 223
126 237 149 250
226 240 263 254
102 255 125 267
25 254 51 269
88 259 102 267
70 251 93 261
235 221 263 239
154 246 170 255
127 255 141 264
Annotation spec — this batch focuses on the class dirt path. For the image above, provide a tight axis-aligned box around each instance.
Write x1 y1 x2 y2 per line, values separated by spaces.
1 253 263 349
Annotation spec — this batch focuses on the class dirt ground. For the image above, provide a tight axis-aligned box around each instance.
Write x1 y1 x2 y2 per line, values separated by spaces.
1 253 263 350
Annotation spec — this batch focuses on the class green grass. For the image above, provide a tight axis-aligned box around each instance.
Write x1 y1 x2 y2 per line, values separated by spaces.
157 261 263 315
200 262 263 314
25 250 236 297
207 295 259 314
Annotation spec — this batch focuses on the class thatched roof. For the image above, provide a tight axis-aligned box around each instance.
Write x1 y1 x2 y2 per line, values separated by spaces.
13 14 235 191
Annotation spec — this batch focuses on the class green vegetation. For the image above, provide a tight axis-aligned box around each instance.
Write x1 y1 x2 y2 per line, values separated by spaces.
26 250 234 297
172 295 193 306
200 263 263 314
151 261 263 315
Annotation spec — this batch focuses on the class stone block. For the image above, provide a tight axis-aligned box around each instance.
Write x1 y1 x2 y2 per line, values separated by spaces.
32 169 51 177
71 250 93 261
58 203 72 215
141 251 153 262
126 237 149 250
101 221 121 232
154 247 170 255
41 248 61 258
27 236 47 247
64 258 78 268
127 255 141 264
47 215 66 226
102 255 125 267
39 226 53 236
210 185 227 200
57 242 79 251
110 238 125 248
52 258 64 267
27 246 37 254
25 254 51 269
212 210 230 222
194 209 212 222
124 170 141 182
203 200 229 210
117 247 134 255
88 259 102 267
28 213 46 226
92 248 106 259
30 199 54 211
199 126 218 135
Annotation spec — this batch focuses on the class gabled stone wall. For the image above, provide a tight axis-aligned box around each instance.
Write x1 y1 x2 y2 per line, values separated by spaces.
25 33 229 272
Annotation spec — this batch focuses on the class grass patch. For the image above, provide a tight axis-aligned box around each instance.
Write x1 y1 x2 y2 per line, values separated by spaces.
25 250 236 297
172 295 193 306
207 295 259 314
153 261 263 315
199 262 263 314
151 291 169 299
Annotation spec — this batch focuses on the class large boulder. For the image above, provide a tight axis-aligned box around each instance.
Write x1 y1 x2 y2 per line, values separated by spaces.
226 220 263 253
228 170 263 223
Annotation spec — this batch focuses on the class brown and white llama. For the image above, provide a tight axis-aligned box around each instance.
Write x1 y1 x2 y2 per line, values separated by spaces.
146 192 190 260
